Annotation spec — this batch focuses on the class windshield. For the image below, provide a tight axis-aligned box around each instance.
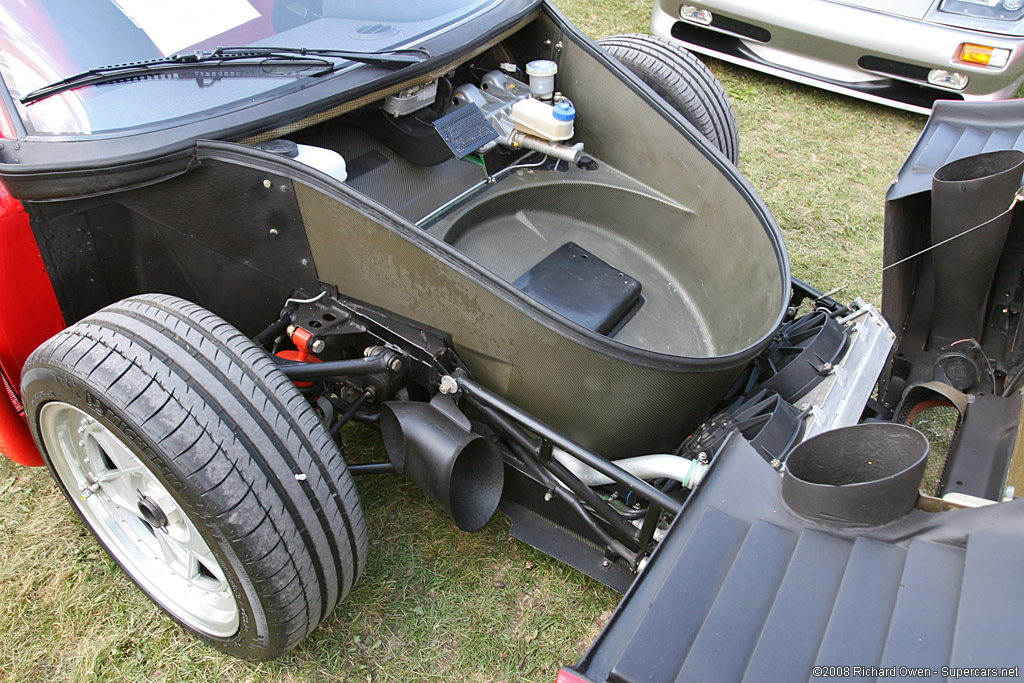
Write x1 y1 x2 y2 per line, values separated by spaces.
0 0 499 136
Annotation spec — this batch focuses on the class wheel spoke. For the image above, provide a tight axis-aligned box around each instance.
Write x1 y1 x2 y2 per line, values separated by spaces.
152 527 186 568
37 401 239 637
175 523 226 586
87 427 144 477
101 485 146 521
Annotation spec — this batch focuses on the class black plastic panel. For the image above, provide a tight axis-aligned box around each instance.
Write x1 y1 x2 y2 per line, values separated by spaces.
572 437 1024 682
513 242 643 336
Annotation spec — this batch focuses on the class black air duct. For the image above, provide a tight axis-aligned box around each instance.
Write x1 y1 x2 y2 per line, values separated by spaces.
380 396 504 532
930 149 1024 342
782 423 928 527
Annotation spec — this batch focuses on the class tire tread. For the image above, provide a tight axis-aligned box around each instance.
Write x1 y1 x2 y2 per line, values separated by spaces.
598 33 740 164
23 294 367 660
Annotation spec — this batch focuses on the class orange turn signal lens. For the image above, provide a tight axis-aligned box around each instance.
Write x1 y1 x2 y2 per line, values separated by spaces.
959 43 1011 67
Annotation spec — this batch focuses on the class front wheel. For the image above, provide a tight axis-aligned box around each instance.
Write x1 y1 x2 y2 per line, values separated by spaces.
21 294 367 660
599 33 740 165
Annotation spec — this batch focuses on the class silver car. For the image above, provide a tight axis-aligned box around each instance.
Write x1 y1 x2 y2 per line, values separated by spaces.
651 0 1024 113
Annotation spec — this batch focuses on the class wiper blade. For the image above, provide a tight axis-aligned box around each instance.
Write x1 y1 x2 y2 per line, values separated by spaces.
20 45 430 105
205 45 430 65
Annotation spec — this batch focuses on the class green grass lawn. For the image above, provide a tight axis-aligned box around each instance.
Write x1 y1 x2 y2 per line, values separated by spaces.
0 3 924 682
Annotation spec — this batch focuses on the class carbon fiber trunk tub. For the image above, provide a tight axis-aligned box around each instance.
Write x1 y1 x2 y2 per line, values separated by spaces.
283 25 789 458
30 11 787 459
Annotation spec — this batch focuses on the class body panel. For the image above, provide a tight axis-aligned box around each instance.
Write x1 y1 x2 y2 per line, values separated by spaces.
0 182 64 466
652 0 1024 113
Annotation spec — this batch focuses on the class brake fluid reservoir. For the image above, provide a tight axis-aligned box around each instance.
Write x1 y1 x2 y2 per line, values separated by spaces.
525 59 558 100
510 98 575 141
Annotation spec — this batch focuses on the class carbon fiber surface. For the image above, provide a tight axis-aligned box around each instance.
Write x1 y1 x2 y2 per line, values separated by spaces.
293 122 486 222
289 29 789 456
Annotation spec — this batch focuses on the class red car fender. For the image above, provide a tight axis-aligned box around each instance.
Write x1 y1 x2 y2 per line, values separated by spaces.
0 182 66 466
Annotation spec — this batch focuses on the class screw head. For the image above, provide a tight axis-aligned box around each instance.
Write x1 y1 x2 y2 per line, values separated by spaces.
263 179 273 188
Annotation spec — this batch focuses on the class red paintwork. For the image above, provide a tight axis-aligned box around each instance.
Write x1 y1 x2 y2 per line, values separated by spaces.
277 325 323 388
0 105 15 140
0 182 66 466
0 0 288 466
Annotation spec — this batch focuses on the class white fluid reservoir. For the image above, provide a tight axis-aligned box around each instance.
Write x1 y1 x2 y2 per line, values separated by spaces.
258 139 348 183
294 144 348 183
510 98 574 141
525 59 557 99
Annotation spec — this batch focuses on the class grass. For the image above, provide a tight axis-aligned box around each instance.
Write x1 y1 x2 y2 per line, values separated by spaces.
0 3 924 682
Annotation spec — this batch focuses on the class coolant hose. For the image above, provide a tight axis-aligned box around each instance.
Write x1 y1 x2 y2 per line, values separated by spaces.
553 449 708 489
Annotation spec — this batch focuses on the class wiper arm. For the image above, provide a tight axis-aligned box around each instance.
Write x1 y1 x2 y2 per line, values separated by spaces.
205 45 431 65
20 45 431 105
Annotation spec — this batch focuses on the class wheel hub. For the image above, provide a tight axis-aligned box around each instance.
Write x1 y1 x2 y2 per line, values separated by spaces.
137 494 169 529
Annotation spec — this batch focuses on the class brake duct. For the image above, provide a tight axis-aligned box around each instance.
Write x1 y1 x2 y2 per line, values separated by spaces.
380 395 504 532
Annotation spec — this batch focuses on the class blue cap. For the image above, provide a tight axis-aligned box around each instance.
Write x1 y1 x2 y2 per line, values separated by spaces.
553 100 576 122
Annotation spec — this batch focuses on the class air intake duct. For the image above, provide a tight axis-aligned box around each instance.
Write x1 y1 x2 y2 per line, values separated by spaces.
929 149 1024 342
380 396 504 532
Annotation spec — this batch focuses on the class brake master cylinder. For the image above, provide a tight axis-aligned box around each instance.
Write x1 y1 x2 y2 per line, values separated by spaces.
451 59 583 163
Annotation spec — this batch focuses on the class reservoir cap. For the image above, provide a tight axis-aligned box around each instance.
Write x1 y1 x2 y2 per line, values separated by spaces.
525 59 558 77
553 100 576 121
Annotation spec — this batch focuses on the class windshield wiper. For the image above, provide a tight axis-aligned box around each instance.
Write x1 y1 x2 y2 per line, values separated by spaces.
20 45 431 105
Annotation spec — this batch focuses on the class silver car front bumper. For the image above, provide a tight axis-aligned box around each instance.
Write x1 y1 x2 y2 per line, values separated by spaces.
652 0 1024 114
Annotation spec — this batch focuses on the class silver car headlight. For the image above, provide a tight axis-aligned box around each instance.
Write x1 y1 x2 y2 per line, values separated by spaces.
939 0 1024 21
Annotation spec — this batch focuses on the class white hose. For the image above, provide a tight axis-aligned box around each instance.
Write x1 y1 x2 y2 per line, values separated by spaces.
553 448 708 489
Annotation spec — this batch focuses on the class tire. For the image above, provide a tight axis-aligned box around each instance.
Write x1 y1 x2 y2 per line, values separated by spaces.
598 33 740 165
21 294 367 661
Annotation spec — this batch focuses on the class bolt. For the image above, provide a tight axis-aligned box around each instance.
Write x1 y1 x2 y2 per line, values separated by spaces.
543 490 553 502
269 228 279 236
600 559 612 568
263 179 272 188
309 339 326 354
389 357 403 372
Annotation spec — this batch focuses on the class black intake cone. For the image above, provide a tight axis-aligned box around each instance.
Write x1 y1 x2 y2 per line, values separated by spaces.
380 396 504 532
930 149 1024 342
782 423 929 527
